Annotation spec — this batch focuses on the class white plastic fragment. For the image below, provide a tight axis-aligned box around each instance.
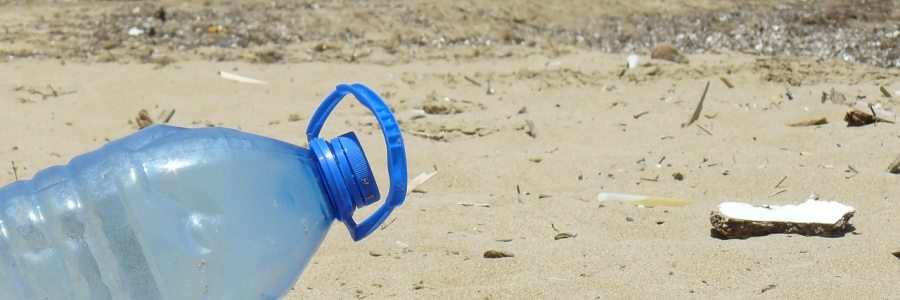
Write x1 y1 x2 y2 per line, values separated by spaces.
627 54 640 69
127 27 144 36
217 71 268 85
597 192 696 207
408 171 437 194
854 100 895 121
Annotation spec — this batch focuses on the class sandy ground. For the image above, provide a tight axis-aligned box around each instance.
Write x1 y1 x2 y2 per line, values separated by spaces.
2 0 900 299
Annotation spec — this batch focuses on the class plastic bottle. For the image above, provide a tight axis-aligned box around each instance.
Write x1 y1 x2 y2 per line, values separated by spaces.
0 83 407 299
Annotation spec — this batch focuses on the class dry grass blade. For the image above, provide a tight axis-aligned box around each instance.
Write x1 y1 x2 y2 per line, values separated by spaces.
682 81 710 128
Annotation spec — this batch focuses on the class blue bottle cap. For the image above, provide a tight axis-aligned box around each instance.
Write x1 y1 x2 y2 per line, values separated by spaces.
307 84 407 241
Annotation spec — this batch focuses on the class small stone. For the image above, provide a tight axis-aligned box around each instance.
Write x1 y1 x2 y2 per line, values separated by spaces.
672 172 684 181
651 42 688 64
625 217 634 222
483 250 514 258
288 114 301 122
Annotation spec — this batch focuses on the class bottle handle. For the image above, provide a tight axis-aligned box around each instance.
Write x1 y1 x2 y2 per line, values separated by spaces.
307 83 407 241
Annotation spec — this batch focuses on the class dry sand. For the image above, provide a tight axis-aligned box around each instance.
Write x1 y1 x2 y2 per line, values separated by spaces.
1 0 899 299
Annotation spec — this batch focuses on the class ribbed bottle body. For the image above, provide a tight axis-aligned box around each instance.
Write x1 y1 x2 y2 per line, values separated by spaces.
0 125 334 299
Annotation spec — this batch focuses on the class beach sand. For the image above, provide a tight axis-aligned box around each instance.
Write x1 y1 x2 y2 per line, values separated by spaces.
1 0 899 298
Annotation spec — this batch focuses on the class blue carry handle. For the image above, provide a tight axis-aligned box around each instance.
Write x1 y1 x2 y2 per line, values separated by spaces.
307 83 407 241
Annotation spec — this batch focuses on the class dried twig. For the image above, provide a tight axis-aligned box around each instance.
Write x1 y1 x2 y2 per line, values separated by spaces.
719 77 734 88
11 161 18 180
682 81 710 127
788 117 827 127
463 75 482 87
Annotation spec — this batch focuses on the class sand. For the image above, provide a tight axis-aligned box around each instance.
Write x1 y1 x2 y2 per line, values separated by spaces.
2 0 899 298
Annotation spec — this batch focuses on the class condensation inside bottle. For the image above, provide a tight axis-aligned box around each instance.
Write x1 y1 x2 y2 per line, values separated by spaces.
0 125 335 299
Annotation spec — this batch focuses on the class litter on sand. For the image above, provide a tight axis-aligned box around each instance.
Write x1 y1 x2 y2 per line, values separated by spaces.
597 192 697 207
408 171 437 194
710 196 855 239
218 71 268 84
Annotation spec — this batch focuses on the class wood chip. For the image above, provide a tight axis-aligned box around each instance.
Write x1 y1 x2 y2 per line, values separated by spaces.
719 77 734 88
788 117 827 127
136 109 154 129
844 109 894 126
554 232 577 240
483 250 514 259
408 171 437 194
881 86 892 98
888 153 900 174
682 81 710 128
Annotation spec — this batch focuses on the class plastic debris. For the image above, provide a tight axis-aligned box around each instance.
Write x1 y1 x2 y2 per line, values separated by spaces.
218 71 267 84
597 192 697 207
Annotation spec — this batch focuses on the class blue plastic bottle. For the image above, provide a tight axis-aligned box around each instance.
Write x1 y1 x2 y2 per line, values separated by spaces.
0 84 407 299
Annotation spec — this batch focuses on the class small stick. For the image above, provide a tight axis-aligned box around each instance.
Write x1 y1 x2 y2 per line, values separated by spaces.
719 77 734 88
682 81 710 128
157 109 176 123
11 161 18 180
463 75 482 87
